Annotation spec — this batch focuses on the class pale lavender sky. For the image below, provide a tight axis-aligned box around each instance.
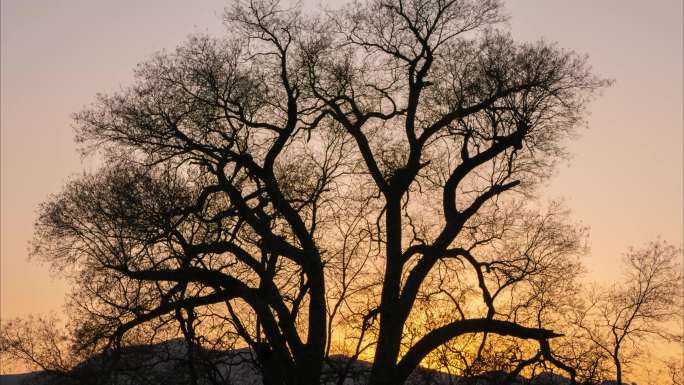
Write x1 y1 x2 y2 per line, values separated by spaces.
1 0 682 322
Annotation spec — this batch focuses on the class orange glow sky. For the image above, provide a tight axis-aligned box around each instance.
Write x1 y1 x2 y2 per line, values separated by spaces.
1 0 682 333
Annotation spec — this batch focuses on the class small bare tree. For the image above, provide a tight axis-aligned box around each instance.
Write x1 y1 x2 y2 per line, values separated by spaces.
667 358 684 385
0 316 77 377
574 241 684 385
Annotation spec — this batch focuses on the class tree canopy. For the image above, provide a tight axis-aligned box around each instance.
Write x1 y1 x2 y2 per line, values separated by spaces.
18 1 618 384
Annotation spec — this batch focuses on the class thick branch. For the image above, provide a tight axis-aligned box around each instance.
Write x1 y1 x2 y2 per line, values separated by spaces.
395 318 561 384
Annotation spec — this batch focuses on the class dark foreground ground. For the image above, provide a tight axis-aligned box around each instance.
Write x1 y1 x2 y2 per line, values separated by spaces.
0 340 620 385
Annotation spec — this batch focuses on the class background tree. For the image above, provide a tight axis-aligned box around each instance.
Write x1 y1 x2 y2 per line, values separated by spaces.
573 241 684 385
1 307 257 385
0 316 77 378
8 0 607 384
667 358 684 385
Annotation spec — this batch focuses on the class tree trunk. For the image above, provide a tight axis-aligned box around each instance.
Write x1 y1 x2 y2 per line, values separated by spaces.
614 354 622 385
299 261 327 385
369 306 404 385
369 196 405 385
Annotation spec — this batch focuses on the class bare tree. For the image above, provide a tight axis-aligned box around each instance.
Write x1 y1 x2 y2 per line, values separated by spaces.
573 241 684 385
12 1 609 384
667 358 684 385
1 313 253 385
0 316 77 378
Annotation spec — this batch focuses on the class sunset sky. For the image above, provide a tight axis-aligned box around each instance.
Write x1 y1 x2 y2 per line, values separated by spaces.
1 0 682 351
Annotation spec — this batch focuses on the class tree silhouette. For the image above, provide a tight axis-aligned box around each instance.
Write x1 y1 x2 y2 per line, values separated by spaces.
20 1 608 384
573 241 683 385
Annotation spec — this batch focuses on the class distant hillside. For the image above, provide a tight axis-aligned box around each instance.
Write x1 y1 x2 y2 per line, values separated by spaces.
0 372 41 385
0 340 619 385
